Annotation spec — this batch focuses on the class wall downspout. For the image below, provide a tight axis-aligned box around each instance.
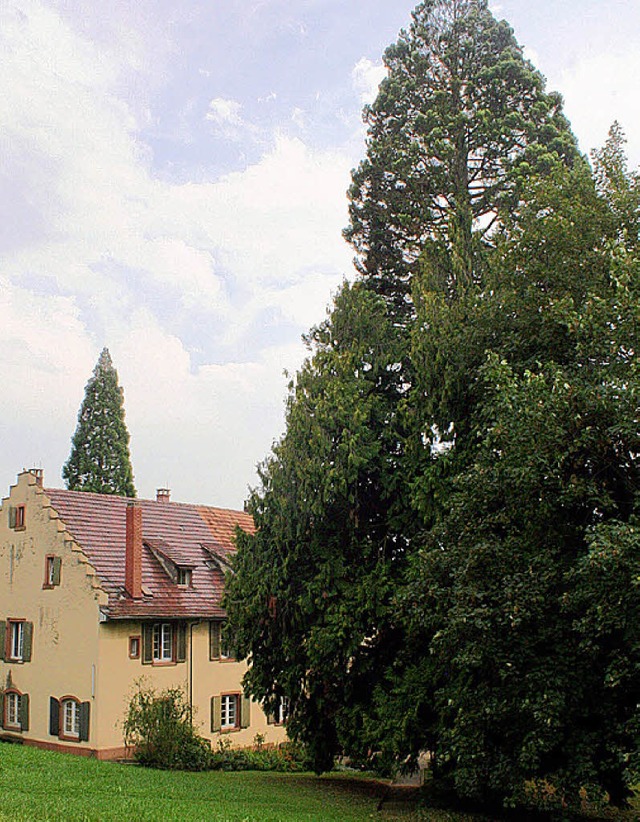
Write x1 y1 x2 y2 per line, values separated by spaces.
188 620 200 722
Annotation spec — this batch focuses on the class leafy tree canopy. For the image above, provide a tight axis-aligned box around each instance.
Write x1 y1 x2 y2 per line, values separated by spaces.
226 0 640 813
63 347 136 496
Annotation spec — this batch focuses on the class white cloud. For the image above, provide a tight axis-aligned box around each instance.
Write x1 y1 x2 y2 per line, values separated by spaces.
0 0 356 505
556 50 640 168
205 96 243 127
291 107 306 129
351 57 387 105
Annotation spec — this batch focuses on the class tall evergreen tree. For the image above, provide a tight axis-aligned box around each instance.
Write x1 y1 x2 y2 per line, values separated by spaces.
345 0 578 325
227 0 640 812
227 0 580 777
63 348 136 496
390 152 640 808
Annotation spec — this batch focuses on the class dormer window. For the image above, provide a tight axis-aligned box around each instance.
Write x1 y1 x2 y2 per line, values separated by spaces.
177 568 192 587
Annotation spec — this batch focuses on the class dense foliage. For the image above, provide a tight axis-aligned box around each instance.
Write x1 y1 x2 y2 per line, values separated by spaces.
226 0 640 813
123 684 211 770
123 683 312 773
63 347 136 496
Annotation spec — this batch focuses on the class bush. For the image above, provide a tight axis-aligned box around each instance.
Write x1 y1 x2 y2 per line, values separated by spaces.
209 735 313 772
123 682 211 770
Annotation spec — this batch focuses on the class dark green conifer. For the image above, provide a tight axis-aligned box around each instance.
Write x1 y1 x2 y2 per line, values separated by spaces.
63 348 136 496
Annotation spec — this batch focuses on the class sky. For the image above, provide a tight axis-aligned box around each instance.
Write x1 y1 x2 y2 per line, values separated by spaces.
1 0 639 509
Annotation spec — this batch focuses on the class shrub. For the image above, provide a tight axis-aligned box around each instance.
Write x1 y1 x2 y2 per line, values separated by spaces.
209 736 313 772
123 682 211 770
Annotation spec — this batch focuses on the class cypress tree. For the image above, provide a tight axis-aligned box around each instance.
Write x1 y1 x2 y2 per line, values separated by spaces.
63 348 136 496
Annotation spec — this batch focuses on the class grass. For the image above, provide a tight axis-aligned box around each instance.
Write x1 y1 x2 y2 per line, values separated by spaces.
0 744 425 822
0 744 638 822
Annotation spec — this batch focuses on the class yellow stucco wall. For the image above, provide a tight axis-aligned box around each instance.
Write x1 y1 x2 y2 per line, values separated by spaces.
97 620 286 752
0 471 106 753
1 471 287 756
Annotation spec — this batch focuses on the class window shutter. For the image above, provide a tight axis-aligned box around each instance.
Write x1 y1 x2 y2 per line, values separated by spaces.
19 693 29 731
211 696 221 733
8 507 16 528
22 622 33 662
79 701 90 741
52 557 62 586
209 621 220 659
0 692 4 730
141 624 152 664
240 693 251 729
0 621 5 662
176 623 187 663
49 697 60 736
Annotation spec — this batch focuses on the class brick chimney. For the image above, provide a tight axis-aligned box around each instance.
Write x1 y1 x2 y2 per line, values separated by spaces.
156 488 171 503
30 468 44 488
125 501 143 599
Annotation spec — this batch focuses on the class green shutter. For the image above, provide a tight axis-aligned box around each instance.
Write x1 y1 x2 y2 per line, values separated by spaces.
8 507 16 528
0 621 5 662
52 557 62 586
211 696 221 733
240 694 251 729
49 697 60 736
19 693 29 731
141 624 152 664
209 621 220 659
79 701 90 741
176 623 187 663
22 622 33 662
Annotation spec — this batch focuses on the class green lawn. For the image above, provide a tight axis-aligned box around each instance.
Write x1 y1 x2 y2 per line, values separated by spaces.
1 744 638 822
0 744 431 822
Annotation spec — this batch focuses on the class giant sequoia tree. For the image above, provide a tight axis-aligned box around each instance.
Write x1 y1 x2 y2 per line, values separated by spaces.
63 348 136 496
226 0 640 812
345 0 577 323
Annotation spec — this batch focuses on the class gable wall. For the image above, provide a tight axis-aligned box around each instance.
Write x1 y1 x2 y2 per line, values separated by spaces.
0 472 106 752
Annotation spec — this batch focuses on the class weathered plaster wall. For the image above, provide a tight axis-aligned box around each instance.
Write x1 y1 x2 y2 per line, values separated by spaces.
0 471 107 753
96 619 286 753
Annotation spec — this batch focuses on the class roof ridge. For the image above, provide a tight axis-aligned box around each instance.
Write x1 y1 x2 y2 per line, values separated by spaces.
45 487 249 516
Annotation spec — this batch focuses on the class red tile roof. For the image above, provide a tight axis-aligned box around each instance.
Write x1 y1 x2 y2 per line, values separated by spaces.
45 488 254 620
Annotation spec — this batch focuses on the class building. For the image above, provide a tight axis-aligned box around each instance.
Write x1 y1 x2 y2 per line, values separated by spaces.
0 469 286 759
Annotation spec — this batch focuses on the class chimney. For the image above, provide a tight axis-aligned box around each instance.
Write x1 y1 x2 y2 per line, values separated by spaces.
125 501 143 599
30 468 44 488
156 488 171 503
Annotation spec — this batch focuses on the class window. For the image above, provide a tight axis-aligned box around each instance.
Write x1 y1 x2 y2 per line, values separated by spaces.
221 694 238 729
63 699 80 738
141 622 186 665
153 623 173 661
2 619 32 663
129 636 141 659
268 696 290 726
209 620 234 661
211 693 250 733
8 505 26 530
10 622 23 661
43 555 62 589
49 696 90 742
177 568 192 586
2 689 28 732
6 693 19 727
